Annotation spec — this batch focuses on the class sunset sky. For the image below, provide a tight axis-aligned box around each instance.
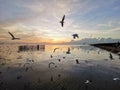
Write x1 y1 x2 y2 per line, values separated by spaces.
0 0 120 43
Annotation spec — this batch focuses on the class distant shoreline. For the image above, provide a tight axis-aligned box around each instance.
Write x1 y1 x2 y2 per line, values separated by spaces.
90 43 120 54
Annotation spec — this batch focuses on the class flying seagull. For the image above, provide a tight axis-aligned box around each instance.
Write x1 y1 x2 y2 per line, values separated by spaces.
85 80 92 84
48 62 55 68
60 15 65 27
113 78 120 81
53 48 59 53
8 32 20 40
72 34 79 39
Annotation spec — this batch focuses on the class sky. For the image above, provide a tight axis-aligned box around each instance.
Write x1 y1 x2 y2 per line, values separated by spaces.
0 0 120 43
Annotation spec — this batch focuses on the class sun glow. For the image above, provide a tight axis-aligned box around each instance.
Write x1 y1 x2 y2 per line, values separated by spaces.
52 38 70 43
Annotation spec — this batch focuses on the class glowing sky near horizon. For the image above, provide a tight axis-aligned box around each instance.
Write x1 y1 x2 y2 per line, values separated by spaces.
0 0 120 43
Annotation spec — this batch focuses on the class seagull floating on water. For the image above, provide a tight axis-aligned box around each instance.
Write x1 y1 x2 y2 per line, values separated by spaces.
60 15 65 27
50 55 53 58
109 53 113 60
113 78 120 81
17 75 22 80
50 76 53 82
66 47 71 54
8 32 20 40
76 59 79 64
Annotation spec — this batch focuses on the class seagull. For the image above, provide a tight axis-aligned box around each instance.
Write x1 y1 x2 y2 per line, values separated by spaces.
8 32 20 40
17 75 22 80
109 53 113 60
50 55 53 58
53 48 59 53
72 34 79 39
49 62 55 68
60 15 65 27
76 59 79 64
58 74 61 78
113 78 120 81
50 76 53 82
85 80 92 84
58 59 61 62
66 47 71 54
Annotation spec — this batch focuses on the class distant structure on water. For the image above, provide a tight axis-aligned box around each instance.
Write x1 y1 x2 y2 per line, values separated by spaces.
18 44 45 52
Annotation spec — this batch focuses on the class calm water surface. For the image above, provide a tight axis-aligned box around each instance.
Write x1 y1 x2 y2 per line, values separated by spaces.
0 44 120 90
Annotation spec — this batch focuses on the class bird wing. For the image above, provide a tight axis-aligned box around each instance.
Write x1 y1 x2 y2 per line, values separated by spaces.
53 48 59 52
8 32 15 38
49 62 55 68
15 38 20 40
76 34 79 38
73 36 75 39
62 15 65 21
72 34 75 39
49 62 55 65
61 22 64 27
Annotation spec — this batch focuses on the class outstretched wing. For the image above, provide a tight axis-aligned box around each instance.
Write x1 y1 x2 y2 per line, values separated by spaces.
62 15 65 21
53 48 59 53
8 32 15 38
76 34 79 38
72 34 75 39
49 62 55 68
61 22 64 27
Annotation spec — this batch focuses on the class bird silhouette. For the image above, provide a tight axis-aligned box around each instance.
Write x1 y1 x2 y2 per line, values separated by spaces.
113 78 120 81
49 62 55 68
58 59 61 62
109 53 113 60
75 59 79 64
17 75 22 80
53 48 59 53
8 32 20 40
85 80 92 84
66 47 71 54
60 15 65 27
50 55 53 58
50 76 53 82
72 34 79 39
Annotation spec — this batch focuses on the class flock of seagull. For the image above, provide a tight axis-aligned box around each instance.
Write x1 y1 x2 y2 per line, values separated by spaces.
48 45 120 90
0 43 120 90
1 14 120 90
8 15 79 40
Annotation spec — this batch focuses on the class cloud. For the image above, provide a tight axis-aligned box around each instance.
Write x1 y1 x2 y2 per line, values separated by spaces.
108 28 120 32
0 0 120 43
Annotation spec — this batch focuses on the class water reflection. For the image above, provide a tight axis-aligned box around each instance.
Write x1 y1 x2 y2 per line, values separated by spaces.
0 44 120 90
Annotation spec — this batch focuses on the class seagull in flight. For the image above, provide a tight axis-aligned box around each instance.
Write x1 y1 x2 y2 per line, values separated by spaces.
72 34 79 39
113 78 120 81
85 80 92 84
8 32 20 40
49 62 55 68
60 15 65 27
53 48 59 53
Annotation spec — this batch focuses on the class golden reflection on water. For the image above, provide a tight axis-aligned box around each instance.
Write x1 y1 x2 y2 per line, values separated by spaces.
0 44 120 90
